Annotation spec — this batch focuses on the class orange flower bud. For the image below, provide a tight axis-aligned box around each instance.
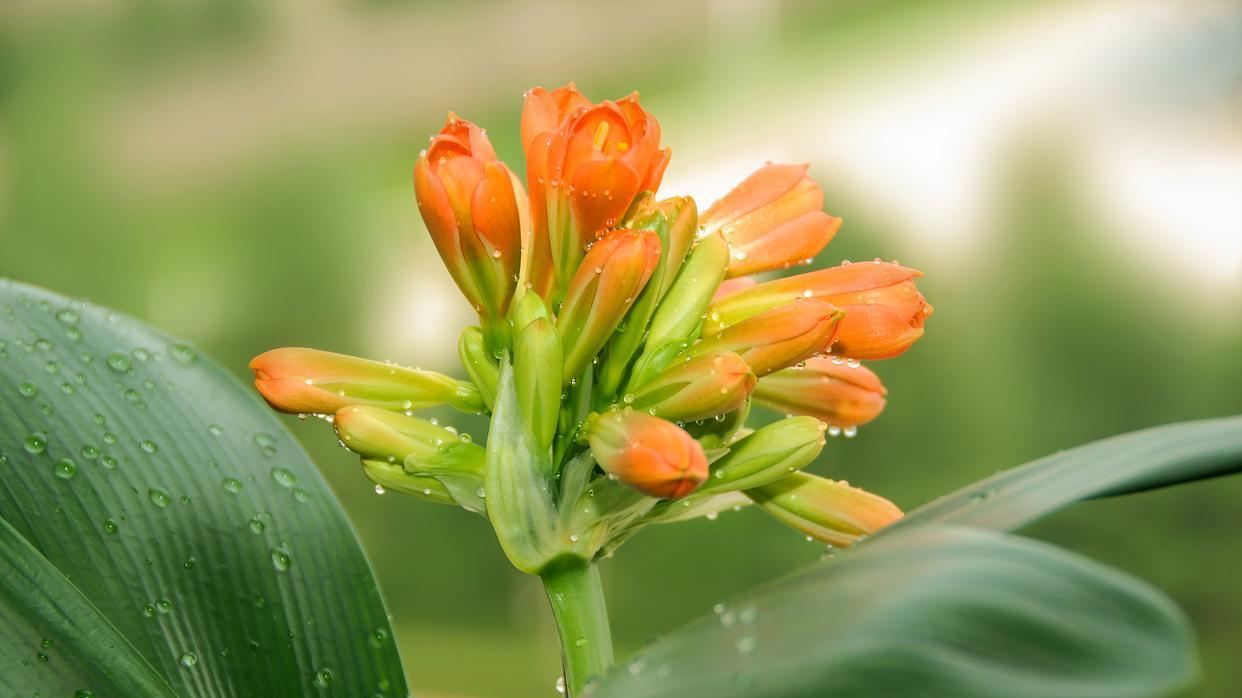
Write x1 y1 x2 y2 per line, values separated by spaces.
582 411 708 499
414 114 523 347
754 357 887 427
250 347 483 415
524 85 670 298
627 351 756 422
702 163 841 278
556 228 661 383
704 261 932 360
747 472 902 546
687 301 843 377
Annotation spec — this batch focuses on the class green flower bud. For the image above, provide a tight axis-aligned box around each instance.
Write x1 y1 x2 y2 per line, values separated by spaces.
644 232 729 351
333 405 483 471
360 458 456 505
626 351 755 422
458 326 499 410
699 416 826 494
509 289 552 332
747 472 902 546
514 317 562 452
597 197 698 398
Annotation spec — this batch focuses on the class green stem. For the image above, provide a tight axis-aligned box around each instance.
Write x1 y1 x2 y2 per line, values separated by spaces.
541 560 614 695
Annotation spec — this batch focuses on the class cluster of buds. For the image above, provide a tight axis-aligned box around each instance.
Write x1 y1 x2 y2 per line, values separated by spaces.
251 84 931 575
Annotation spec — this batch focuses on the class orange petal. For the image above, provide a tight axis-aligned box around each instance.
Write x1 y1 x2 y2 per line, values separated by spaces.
569 157 641 241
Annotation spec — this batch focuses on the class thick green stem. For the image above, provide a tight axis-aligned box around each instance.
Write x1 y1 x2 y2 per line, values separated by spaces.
541 560 614 695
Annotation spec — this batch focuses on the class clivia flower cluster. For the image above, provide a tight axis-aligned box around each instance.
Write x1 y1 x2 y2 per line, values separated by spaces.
250 83 931 577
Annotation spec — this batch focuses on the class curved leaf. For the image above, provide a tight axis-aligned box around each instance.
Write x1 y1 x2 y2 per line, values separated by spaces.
0 280 406 697
0 516 177 697
884 415 1242 535
587 526 1196 698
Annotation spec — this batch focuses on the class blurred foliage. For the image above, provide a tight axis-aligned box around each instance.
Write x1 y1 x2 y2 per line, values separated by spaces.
1 1 1239 696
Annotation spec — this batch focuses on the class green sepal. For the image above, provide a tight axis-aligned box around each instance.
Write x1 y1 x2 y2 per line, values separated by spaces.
459 325 499 410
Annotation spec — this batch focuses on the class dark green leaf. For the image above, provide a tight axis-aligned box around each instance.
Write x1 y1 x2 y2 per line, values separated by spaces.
587 526 1196 698
0 516 176 697
0 280 406 697
884 415 1242 535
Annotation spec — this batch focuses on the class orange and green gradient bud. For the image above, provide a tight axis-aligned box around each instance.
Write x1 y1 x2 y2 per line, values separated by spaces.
556 228 661 384
250 347 483 415
702 163 841 278
523 85 670 300
414 114 523 351
686 300 843 376
583 410 708 499
755 357 887 428
705 261 932 360
747 472 902 546
699 416 827 494
333 405 484 472
627 351 756 422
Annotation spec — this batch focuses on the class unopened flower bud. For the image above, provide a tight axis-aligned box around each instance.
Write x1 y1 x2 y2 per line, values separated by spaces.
702 163 840 278
755 357 887 427
250 347 483 415
458 326 498 409
699 416 826 494
414 114 524 351
509 289 552 332
583 411 708 499
704 261 932 359
597 196 698 397
643 231 730 350
627 351 755 422
514 317 562 451
747 472 902 546
361 459 458 505
333 405 484 475
685 300 843 376
556 228 661 383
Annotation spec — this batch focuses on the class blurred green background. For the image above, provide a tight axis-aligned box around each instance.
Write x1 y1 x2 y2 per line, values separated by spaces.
2 0 1240 696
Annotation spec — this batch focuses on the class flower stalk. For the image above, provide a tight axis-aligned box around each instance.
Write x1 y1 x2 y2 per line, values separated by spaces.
541 560 615 695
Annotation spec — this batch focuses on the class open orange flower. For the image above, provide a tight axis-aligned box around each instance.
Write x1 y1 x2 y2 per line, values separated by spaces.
522 85 670 301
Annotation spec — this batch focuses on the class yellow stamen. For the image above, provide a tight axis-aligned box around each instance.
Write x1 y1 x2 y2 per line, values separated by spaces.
592 121 611 151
